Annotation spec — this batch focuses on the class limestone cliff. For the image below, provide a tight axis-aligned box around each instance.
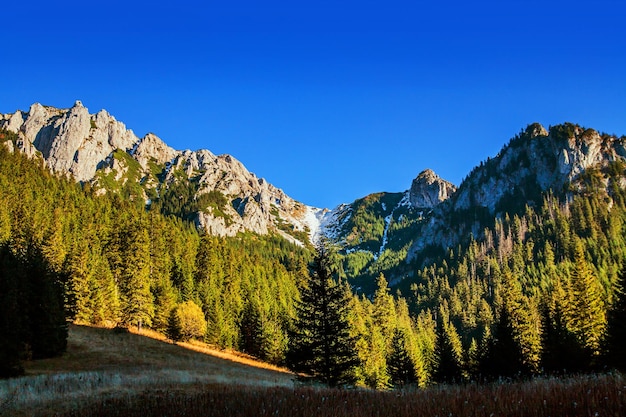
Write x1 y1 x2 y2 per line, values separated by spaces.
0 101 317 244
409 169 457 209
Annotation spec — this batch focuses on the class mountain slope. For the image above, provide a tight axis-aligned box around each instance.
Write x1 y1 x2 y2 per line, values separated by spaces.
409 123 626 258
1 324 293 416
0 101 318 245
320 169 456 292
4 101 626 288
323 123 626 293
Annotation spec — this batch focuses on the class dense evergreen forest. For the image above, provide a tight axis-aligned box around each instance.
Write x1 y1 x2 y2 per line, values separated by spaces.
0 129 308 375
2 126 626 388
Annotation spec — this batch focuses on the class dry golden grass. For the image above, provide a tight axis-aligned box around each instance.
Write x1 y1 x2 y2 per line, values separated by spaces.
133 326 290 374
48 373 626 417
4 325 626 417
0 324 294 416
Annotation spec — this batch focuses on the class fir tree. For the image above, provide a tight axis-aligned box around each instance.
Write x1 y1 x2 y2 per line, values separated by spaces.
604 266 626 371
287 242 359 387
568 240 606 358
166 307 183 342
387 329 418 387
433 311 464 384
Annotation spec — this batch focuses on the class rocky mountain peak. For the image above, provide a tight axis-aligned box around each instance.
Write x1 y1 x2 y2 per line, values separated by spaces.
0 101 321 245
409 169 456 208
525 122 549 139
1 101 139 181
132 133 177 169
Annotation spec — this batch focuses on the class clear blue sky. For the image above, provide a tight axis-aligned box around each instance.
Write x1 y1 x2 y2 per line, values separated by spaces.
1 1 625 209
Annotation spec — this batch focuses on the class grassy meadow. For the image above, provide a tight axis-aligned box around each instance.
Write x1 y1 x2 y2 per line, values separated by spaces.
0 325 292 416
1 325 625 416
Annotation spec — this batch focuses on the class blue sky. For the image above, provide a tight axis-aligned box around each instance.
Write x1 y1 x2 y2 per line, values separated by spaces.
1 1 625 208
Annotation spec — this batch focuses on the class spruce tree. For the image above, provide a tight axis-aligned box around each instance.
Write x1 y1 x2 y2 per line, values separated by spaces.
502 270 542 376
540 303 586 374
373 273 397 343
568 240 606 358
23 242 68 359
433 314 464 384
0 244 24 377
166 307 183 342
604 266 626 371
479 307 523 380
387 329 418 387
239 298 263 357
287 242 359 387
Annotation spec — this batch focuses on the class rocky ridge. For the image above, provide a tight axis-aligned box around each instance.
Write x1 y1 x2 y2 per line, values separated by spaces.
407 123 626 258
0 101 319 244
316 122 626 292
3 102 624 269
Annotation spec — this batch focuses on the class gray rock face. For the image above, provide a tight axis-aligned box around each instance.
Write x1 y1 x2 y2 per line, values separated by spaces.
0 101 318 244
132 133 177 169
1 101 138 181
167 149 310 238
409 169 456 208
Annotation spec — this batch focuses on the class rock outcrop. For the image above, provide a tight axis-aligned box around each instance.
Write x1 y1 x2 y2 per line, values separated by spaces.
409 169 456 208
1 101 138 181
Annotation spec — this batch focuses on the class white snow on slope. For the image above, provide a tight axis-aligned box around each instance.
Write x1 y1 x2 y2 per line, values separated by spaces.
302 206 330 244
376 191 410 259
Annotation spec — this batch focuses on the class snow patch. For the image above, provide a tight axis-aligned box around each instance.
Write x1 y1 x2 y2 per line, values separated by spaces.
301 205 340 244
375 193 408 259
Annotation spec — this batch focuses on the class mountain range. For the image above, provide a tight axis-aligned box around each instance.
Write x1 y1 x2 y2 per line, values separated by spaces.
4 100 626 387
3 101 626 288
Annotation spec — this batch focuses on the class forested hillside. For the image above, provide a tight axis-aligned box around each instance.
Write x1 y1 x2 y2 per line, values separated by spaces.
0 128 309 374
0 128 431 388
3 122 626 388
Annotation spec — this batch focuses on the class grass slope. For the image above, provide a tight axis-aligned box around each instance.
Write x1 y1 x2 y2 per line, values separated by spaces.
0 325 293 416
2 325 626 416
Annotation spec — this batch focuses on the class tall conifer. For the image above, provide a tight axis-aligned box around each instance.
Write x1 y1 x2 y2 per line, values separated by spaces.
287 242 359 387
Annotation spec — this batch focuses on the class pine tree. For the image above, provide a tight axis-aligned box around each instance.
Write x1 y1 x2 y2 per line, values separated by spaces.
287 242 359 387
433 311 464 384
387 329 418 388
604 266 626 371
568 240 606 358
166 307 183 342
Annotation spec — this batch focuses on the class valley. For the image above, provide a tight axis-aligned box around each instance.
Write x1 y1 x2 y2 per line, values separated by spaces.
2 102 626 413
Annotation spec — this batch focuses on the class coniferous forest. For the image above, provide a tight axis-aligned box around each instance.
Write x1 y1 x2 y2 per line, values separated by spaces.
3 124 626 394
